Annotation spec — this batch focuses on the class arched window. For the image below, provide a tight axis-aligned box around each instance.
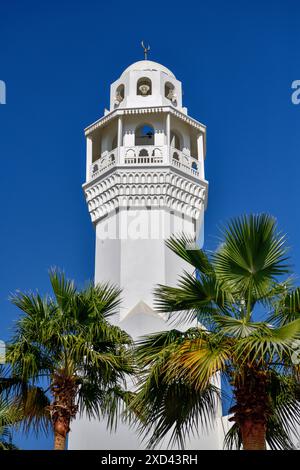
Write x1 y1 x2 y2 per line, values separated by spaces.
173 152 179 161
170 131 182 150
165 82 175 101
137 77 152 96
192 162 198 171
135 124 154 145
115 84 124 104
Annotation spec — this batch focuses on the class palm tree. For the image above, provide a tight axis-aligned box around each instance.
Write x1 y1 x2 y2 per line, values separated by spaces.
134 214 300 450
7 270 135 450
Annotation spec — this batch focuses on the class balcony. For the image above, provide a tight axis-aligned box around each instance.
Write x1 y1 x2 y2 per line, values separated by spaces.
170 149 199 178
123 145 164 165
90 146 200 180
91 149 117 179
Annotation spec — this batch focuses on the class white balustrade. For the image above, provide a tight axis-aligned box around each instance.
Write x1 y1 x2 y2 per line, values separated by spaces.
91 149 117 179
90 146 200 180
123 145 164 165
170 148 200 177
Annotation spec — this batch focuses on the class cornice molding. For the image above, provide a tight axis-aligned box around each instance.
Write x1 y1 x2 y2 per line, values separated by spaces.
84 106 206 136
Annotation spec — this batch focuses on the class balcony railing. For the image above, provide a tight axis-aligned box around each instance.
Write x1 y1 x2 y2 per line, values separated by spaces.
90 146 200 179
91 149 117 179
123 145 164 165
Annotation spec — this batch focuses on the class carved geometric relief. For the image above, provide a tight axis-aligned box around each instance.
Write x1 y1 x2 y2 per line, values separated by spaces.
84 168 207 224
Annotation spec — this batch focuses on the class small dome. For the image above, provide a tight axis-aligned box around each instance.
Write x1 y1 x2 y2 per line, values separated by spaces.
121 60 175 79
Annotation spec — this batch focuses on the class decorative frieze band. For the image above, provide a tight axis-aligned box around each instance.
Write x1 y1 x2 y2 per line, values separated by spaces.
84 169 208 225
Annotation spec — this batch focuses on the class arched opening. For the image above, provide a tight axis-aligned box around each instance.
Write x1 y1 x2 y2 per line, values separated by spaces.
191 141 198 159
135 124 154 146
115 84 124 104
137 77 152 96
170 131 182 150
111 134 117 150
173 152 179 161
165 82 176 103
192 161 198 171
138 148 149 163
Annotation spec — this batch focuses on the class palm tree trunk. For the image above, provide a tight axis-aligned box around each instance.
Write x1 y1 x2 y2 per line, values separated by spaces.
240 419 266 450
50 371 79 451
54 433 66 450
53 416 69 450
229 366 270 451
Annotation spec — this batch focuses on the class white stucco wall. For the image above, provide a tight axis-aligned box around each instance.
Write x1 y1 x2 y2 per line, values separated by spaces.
110 61 183 112
68 203 224 450
69 58 220 450
68 307 224 450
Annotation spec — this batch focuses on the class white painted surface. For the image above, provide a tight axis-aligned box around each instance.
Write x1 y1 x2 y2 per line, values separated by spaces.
69 59 224 450
110 60 183 113
69 309 224 450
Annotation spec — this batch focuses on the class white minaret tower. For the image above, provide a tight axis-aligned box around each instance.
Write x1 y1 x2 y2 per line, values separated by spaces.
69 53 224 449
85 58 207 324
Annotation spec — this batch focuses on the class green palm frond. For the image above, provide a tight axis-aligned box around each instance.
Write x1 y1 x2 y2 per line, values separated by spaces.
17 385 51 436
77 378 107 420
271 287 300 325
0 399 21 450
134 328 223 447
6 341 53 382
7 268 134 440
154 272 231 327
213 316 271 338
265 415 295 450
10 291 49 321
0 375 51 437
137 328 230 396
165 234 213 274
134 375 219 449
77 378 135 432
223 422 241 450
84 282 123 319
136 329 189 364
214 214 290 305
71 338 133 379
49 268 76 311
0 399 21 429
102 387 136 432
235 318 300 363
268 372 300 440
165 334 231 390
284 287 300 320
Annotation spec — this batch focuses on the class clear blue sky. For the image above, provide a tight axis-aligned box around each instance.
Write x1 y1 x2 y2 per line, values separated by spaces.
0 0 300 449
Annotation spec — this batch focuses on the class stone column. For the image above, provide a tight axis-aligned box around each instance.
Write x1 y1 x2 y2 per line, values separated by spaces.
166 113 170 145
197 132 205 179
86 137 93 181
166 113 170 164
117 115 123 163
